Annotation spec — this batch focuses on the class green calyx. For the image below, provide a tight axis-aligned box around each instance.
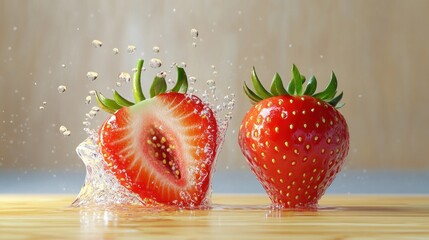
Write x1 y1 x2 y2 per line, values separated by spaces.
244 64 344 108
95 59 189 114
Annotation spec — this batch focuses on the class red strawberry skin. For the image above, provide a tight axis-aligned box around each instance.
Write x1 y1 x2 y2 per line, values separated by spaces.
238 95 349 208
99 92 218 207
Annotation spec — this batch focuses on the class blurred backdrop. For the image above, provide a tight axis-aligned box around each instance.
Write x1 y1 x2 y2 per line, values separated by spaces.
1 0 428 194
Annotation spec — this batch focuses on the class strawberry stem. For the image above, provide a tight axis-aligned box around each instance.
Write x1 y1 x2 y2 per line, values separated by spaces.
113 90 134 107
95 92 122 113
270 73 288 96
171 67 188 93
150 75 167 98
251 67 272 99
95 59 192 114
244 64 344 108
133 59 146 102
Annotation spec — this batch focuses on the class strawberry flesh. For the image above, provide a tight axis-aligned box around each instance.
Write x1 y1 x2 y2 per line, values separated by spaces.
99 92 218 207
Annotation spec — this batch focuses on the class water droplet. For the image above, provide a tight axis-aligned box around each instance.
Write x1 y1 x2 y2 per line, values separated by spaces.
131 67 137 73
59 125 68 133
212 71 218 76
39 106 44 110
83 121 91 126
180 62 187 68
91 106 100 112
192 42 197 47
320 55 324 59
116 82 122 87
42 101 47 105
189 76 197 85
288 44 293 48
127 45 136 53
190 28 199 39
13 26 18 31
57 85 67 93
63 130 71 136
92 40 103 48
211 65 216 70
118 72 131 82
7 46 12 51
157 71 167 78
89 90 96 95
152 46 160 53
88 110 97 117
85 96 92 104
61 64 66 68
112 48 119 54
150 58 162 68
206 79 215 86
167 78 176 85
86 72 98 81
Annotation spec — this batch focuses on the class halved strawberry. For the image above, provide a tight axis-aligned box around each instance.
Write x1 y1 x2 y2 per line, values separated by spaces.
95 60 218 207
238 65 349 209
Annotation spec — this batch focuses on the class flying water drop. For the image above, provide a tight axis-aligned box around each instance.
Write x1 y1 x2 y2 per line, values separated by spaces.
150 58 162 68
85 96 92 104
118 72 131 82
190 28 199 39
58 85 67 93
86 72 98 81
91 40 103 48
127 45 136 53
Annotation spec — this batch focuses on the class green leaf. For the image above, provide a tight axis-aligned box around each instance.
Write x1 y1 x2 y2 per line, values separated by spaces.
270 72 288 96
303 76 317 95
133 59 145 102
335 102 345 109
287 80 295 95
150 75 167 97
171 67 188 93
251 66 272 99
243 81 263 104
95 92 122 114
313 71 338 101
113 91 134 107
291 64 303 95
328 92 343 107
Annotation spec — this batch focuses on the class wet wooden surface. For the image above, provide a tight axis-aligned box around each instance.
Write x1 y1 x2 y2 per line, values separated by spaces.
0 194 428 239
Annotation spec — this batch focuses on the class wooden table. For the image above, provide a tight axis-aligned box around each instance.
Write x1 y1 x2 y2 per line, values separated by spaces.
0 195 428 239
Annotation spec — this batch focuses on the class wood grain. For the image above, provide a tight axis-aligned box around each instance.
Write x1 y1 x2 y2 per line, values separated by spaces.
0 195 428 239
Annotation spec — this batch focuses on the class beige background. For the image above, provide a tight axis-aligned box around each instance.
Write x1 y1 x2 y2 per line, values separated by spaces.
0 0 428 175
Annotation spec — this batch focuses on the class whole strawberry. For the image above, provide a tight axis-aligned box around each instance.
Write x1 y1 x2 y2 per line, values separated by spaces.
95 59 218 208
238 65 349 209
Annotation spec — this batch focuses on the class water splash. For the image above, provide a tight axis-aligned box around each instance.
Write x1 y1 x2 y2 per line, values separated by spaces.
72 135 143 207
